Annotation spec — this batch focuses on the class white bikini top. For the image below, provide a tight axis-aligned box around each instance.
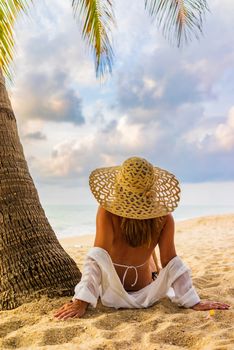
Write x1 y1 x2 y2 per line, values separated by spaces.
113 260 148 288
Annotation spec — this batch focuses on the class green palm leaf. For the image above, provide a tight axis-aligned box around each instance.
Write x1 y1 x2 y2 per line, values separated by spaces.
72 0 115 78
0 0 31 81
145 0 209 46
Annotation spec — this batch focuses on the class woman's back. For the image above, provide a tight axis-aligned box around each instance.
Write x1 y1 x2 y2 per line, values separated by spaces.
94 206 166 291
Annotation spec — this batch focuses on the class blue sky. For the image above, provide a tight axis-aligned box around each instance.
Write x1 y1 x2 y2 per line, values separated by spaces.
8 0 234 206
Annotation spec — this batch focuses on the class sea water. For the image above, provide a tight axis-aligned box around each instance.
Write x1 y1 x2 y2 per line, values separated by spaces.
43 204 234 239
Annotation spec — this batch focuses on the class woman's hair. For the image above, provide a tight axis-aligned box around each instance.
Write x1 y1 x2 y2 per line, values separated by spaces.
120 216 165 248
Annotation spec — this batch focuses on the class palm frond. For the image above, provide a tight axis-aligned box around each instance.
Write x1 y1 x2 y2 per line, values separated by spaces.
145 0 209 47
0 0 31 81
72 0 115 78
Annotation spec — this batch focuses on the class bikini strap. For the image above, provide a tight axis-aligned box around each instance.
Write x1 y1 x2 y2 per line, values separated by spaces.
113 260 148 287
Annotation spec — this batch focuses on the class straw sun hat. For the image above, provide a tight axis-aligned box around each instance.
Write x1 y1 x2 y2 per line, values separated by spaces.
89 157 181 219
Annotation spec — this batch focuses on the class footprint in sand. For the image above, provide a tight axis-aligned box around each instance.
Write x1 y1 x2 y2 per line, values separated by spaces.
193 276 208 288
150 324 198 348
40 324 85 346
94 315 123 330
2 324 84 348
193 276 220 289
144 319 162 332
1 335 21 349
0 320 23 338
99 330 118 340
93 310 142 331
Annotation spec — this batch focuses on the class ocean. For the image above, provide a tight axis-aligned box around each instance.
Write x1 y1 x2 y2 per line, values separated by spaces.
43 204 234 239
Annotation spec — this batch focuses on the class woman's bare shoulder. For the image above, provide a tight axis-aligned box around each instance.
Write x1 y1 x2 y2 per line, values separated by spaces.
97 205 112 217
160 213 175 239
164 213 174 225
94 206 113 248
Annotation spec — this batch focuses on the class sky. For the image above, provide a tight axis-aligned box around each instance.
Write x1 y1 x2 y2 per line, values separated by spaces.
7 0 234 206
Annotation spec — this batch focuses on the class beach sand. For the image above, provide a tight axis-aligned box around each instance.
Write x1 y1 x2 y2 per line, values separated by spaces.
0 214 233 350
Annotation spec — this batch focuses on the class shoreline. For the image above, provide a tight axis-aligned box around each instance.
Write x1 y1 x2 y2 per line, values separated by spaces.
59 212 234 247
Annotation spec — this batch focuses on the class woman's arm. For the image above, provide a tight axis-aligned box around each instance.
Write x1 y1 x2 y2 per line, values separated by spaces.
54 207 108 321
54 254 102 320
158 214 177 268
158 214 230 311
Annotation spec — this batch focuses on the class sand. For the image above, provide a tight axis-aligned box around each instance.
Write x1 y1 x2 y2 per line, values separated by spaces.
0 214 233 350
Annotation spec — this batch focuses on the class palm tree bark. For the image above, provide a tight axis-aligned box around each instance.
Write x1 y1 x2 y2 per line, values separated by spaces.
0 69 81 310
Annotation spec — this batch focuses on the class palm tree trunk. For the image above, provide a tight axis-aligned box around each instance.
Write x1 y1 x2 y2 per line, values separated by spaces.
0 69 81 310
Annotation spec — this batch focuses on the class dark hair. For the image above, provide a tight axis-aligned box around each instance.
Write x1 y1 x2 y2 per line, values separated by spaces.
120 216 166 248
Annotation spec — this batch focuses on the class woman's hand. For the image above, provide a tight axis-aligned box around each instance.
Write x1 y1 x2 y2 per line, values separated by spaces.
54 299 89 320
191 300 230 311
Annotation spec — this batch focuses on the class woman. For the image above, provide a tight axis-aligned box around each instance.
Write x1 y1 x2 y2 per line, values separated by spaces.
54 157 230 320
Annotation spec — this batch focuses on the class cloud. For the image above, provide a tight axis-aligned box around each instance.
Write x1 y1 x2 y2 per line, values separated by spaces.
35 114 146 179
214 107 234 151
12 69 85 125
182 106 234 153
10 0 97 125
30 100 234 184
24 131 47 140
9 0 234 187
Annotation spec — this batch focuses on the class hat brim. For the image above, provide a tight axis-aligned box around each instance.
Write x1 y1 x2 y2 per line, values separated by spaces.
89 165 180 219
